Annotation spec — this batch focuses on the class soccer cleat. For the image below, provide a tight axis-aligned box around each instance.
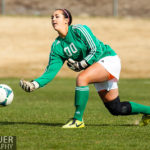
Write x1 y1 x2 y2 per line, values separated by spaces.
139 115 150 126
62 118 85 128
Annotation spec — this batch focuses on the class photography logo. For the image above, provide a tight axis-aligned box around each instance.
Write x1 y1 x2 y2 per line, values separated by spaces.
0 136 16 150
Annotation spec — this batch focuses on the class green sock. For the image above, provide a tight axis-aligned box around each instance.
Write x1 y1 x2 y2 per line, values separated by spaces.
74 86 89 121
130 101 150 115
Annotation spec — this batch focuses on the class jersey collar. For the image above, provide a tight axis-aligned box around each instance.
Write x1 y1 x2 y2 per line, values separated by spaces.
60 26 72 42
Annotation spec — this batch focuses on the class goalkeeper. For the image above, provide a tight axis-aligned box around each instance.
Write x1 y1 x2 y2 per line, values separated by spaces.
20 8 150 128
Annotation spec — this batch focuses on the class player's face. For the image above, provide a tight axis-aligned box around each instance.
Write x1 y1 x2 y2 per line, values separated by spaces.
51 10 68 31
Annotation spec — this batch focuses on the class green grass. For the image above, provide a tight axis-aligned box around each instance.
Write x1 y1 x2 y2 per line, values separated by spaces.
0 78 150 150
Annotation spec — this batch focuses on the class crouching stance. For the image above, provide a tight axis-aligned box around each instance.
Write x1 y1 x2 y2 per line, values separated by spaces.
20 8 150 128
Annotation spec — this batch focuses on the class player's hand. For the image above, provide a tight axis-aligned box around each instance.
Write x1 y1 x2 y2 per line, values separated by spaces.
67 58 88 72
19 80 39 92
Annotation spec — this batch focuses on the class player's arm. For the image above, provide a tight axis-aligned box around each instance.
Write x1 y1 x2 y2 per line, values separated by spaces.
34 51 64 87
20 48 65 92
73 24 103 65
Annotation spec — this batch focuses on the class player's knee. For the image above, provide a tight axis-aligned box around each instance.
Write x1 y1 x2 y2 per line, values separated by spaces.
76 73 88 86
104 96 132 116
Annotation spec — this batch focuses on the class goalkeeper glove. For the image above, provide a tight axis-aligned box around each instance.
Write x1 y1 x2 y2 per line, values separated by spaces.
67 58 89 72
19 80 39 92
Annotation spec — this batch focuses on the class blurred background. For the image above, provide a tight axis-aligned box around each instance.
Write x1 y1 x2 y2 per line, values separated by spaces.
0 0 150 78
0 0 150 17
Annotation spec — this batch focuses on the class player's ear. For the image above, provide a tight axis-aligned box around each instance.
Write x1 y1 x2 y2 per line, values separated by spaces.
65 18 69 25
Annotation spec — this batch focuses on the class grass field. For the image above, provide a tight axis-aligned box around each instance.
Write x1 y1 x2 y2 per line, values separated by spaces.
0 78 150 150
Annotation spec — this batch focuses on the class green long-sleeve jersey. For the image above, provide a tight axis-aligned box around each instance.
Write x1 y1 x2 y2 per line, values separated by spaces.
34 24 117 87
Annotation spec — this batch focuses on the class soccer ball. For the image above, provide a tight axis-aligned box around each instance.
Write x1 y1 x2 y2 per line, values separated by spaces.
0 84 14 106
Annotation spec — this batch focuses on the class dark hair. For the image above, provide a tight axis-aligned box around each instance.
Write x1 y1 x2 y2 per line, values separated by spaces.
56 8 72 25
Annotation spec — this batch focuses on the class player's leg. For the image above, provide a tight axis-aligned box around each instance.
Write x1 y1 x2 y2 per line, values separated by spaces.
95 81 132 116
93 55 150 125
97 83 150 126
62 62 111 128
72 56 121 125
63 56 121 128
98 88 132 116
73 63 110 121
